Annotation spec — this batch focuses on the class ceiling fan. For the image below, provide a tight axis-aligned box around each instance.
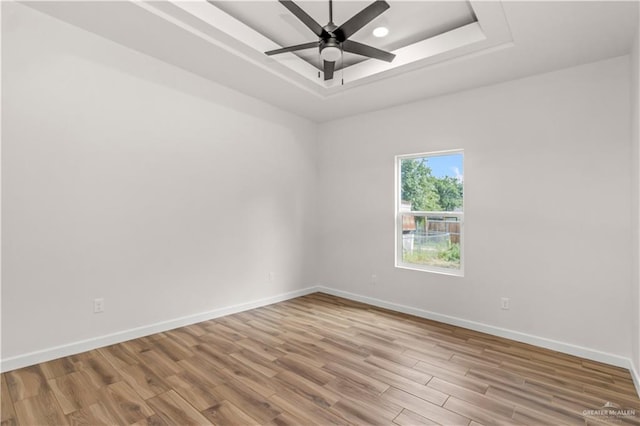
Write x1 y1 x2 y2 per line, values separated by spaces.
265 0 396 81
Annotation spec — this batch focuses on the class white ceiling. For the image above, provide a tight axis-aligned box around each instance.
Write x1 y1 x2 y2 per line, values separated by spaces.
24 1 640 123
142 0 510 91
210 1 477 68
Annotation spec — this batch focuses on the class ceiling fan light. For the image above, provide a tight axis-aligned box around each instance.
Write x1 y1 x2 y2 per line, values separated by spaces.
373 27 389 37
321 46 342 62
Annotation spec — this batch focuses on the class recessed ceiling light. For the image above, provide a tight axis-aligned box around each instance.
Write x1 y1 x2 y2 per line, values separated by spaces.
373 27 389 38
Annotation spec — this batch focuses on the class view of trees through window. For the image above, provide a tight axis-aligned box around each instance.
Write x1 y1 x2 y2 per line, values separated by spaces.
399 152 463 271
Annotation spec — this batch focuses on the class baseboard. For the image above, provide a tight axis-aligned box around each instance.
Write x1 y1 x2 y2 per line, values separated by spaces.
4 283 639 400
630 360 640 398
316 286 633 370
0 286 318 373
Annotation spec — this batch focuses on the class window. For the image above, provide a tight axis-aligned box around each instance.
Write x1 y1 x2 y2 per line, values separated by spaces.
395 150 464 275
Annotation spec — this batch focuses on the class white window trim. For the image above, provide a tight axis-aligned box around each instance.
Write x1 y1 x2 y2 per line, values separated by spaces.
394 149 464 277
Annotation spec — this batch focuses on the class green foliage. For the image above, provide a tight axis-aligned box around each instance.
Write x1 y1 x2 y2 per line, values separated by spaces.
402 244 460 269
401 156 463 270
437 242 460 262
401 159 440 211
401 158 462 212
434 176 463 212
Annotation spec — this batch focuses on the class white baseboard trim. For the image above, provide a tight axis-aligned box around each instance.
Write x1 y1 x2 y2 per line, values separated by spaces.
630 361 640 398
4 283 640 399
1 286 318 373
316 286 633 370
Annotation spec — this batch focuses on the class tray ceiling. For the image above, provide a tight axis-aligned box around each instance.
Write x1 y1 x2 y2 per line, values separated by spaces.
209 1 478 69
159 0 513 92
20 1 640 122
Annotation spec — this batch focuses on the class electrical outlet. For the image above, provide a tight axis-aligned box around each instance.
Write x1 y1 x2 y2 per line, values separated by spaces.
371 274 378 284
268 272 274 282
94 298 104 313
500 297 510 310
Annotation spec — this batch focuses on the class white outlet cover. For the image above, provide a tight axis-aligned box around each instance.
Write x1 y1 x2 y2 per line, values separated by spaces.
94 298 104 313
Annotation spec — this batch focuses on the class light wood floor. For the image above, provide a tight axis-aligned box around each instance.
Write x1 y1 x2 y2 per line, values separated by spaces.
2 293 639 426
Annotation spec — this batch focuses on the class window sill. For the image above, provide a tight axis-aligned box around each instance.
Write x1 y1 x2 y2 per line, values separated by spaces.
395 263 464 277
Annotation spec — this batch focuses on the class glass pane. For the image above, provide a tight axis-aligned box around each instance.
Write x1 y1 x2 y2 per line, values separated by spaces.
400 153 463 212
401 214 461 269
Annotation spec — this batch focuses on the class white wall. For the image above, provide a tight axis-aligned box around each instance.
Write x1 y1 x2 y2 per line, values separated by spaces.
631 18 640 379
318 56 632 360
2 1 637 374
1 3 317 361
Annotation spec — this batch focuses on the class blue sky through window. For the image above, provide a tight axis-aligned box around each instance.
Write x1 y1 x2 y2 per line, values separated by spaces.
423 153 463 181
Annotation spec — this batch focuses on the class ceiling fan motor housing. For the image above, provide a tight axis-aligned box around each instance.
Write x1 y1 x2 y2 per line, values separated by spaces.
320 38 342 62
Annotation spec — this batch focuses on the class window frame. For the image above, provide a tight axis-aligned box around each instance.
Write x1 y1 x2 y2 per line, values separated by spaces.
394 149 465 276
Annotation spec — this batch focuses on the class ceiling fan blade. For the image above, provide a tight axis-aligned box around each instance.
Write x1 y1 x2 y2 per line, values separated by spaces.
333 0 390 42
279 0 329 39
342 40 395 62
324 60 335 81
265 41 318 56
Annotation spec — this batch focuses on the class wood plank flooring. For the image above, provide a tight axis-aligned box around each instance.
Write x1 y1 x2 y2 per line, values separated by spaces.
2 292 639 425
